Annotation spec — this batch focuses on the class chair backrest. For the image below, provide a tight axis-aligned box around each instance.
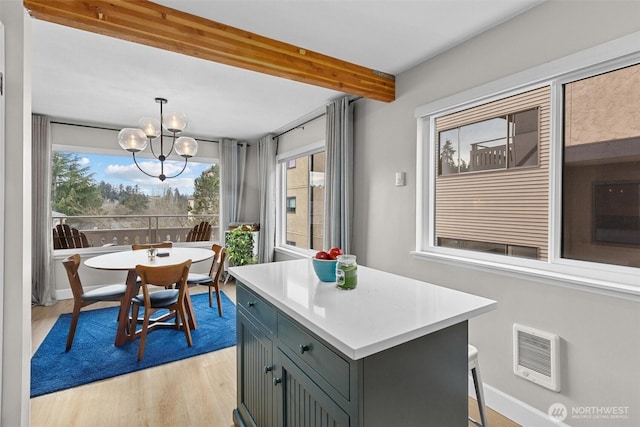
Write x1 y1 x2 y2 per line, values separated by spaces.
186 221 212 242
213 248 227 284
62 254 85 300
207 244 223 276
53 224 90 249
135 260 192 302
131 242 173 251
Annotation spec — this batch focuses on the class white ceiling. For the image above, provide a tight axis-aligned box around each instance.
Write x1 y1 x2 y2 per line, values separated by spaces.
30 0 543 141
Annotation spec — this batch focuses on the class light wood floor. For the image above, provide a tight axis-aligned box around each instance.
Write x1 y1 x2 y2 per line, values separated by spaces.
31 280 520 427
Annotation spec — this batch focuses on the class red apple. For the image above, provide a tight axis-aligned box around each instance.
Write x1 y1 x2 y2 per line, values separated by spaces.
315 251 330 260
327 247 343 260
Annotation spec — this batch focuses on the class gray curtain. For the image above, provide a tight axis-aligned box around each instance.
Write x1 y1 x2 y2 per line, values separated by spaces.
219 139 248 235
257 134 277 263
323 97 354 254
32 114 56 306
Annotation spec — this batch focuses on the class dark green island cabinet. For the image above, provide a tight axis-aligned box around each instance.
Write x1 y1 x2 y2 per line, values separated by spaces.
229 259 496 427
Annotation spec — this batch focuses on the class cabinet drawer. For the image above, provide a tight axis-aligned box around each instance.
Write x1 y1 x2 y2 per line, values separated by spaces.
277 314 350 400
237 284 277 335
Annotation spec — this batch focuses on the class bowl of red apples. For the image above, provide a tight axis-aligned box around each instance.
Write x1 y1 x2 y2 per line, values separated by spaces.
312 247 343 282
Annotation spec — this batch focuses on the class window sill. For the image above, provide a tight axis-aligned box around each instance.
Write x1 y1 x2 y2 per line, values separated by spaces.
412 250 640 301
274 246 314 260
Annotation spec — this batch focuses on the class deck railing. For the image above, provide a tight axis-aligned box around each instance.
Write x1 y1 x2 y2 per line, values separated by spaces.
52 214 219 248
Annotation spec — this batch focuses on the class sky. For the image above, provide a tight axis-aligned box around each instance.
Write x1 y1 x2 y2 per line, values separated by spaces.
72 152 214 196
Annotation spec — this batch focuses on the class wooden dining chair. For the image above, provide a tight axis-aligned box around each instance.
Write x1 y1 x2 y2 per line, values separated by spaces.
132 242 173 286
186 244 227 316
131 241 173 250
62 254 127 351
53 224 90 249
130 259 193 361
185 221 212 242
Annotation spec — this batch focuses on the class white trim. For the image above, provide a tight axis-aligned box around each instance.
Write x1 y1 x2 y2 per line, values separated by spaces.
275 140 326 251
0 21 5 412
468 377 570 427
415 118 425 250
413 250 640 301
275 139 325 163
274 245 311 260
52 143 220 164
548 79 563 264
414 31 640 298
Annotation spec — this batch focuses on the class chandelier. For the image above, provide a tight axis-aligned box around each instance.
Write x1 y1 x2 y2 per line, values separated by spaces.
117 97 198 181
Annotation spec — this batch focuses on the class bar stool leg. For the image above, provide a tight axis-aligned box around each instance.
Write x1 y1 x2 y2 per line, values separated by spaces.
469 345 489 427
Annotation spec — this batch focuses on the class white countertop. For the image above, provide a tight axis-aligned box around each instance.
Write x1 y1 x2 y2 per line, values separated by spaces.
229 259 497 360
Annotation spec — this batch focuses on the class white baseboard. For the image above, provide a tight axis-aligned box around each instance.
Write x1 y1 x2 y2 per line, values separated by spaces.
469 376 570 427
55 289 73 300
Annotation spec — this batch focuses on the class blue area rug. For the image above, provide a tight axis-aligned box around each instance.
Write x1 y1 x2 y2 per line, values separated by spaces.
31 291 236 398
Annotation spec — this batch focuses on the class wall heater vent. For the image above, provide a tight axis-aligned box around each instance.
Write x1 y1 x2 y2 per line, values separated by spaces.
513 324 560 391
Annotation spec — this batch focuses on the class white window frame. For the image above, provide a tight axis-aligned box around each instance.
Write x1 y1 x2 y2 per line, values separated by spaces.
275 140 325 258
414 31 640 300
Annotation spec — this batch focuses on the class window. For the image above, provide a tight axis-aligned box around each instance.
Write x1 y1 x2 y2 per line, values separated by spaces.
286 196 297 213
278 146 325 251
433 87 549 261
562 63 640 267
439 108 538 175
415 34 640 294
51 150 220 249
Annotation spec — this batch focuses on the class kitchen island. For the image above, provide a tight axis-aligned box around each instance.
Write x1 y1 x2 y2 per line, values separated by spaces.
229 259 497 427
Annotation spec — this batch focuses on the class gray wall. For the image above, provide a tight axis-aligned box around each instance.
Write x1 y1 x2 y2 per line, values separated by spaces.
352 1 640 425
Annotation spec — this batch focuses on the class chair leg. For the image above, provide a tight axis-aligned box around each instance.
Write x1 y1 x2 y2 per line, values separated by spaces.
65 302 83 351
177 301 193 347
130 304 140 338
472 365 489 427
207 284 213 308
214 283 223 317
137 308 151 361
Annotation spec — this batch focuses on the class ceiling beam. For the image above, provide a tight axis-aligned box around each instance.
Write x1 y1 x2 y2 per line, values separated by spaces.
24 0 396 102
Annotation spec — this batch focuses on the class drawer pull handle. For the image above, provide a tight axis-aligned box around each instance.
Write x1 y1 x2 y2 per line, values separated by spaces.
273 377 282 386
264 365 273 374
247 301 256 308
299 344 311 354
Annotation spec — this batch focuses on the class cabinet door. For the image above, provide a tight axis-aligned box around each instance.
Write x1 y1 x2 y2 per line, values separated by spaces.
275 349 350 427
237 312 276 427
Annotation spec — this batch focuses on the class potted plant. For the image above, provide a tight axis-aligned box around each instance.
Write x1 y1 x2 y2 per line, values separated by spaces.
226 225 256 266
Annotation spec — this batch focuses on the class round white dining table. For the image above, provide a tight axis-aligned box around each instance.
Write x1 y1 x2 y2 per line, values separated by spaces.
85 247 214 346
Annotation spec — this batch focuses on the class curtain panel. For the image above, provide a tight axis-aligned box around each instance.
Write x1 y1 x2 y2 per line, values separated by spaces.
219 139 248 236
257 134 277 263
323 97 354 254
32 114 56 306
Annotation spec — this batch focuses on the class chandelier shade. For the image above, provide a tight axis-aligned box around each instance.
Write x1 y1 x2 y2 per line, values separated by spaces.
163 111 188 133
175 137 198 157
118 128 148 152
138 117 161 138
118 97 199 181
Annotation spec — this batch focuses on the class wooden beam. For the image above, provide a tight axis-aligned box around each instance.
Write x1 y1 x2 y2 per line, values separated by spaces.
23 0 396 102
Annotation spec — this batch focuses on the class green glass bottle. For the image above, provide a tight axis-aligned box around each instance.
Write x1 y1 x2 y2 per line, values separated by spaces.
336 254 357 290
